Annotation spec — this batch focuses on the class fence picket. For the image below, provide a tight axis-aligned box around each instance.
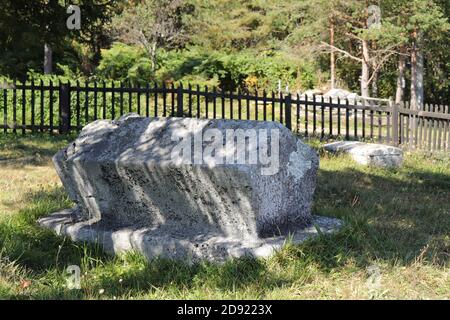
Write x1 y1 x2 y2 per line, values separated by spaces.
437 105 443 150
386 106 391 144
279 92 284 124
196 84 200 118
433 104 438 151
102 81 106 119
213 86 217 119
345 98 350 140
270 91 274 122
305 95 309 136
12 80 17 134
40 80 44 132
353 103 357 140
145 83 149 117
336 97 340 137
329 96 333 137
76 80 80 130
296 93 300 134
285 94 292 130
187 83 192 118
177 83 184 117
221 87 225 119
418 108 423 149
31 80 35 133
263 90 267 122
163 83 167 116
154 82 158 117
3 88 7 133
170 83 175 116
205 85 209 119
21 81 26 134
254 90 259 121
237 88 242 120
444 106 450 150
94 82 98 120
370 102 374 141
361 99 365 140
320 96 325 139
427 104 432 151
84 82 89 127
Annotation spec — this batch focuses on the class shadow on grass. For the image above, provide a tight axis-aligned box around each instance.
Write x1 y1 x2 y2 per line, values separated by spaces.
308 163 450 269
0 133 75 167
0 185 290 299
1 157 449 299
0 186 109 273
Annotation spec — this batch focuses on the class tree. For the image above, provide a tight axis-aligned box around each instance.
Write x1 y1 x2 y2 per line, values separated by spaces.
407 0 448 109
329 14 336 89
0 0 118 77
0 0 55 77
282 0 345 90
382 0 449 108
72 0 121 73
319 0 375 97
111 0 194 72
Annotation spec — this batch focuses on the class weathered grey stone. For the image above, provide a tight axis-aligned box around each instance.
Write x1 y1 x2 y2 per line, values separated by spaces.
38 210 342 262
324 141 403 168
39 114 338 261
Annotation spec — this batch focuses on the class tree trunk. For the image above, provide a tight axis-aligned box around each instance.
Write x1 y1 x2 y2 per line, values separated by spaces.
361 40 370 97
395 48 406 104
370 42 378 98
150 41 157 72
371 70 378 98
410 31 424 110
44 43 52 74
330 17 336 89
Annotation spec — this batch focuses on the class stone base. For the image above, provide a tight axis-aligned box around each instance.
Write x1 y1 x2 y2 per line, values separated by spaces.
324 141 403 168
38 208 342 263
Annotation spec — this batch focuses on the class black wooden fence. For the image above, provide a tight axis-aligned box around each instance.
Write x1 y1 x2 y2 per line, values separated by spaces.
1 81 449 151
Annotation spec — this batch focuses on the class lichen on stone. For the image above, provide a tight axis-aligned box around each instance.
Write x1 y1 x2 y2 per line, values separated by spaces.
287 141 312 181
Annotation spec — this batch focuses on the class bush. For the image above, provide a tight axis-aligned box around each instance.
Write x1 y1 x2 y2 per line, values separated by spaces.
97 43 154 85
155 48 301 92
94 44 324 92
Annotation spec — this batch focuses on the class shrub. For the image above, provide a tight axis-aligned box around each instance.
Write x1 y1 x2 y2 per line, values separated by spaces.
94 44 324 92
155 48 301 92
97 43 154 85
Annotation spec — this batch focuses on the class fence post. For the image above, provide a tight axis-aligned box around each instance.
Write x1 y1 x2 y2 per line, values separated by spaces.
177 83 184 117
285 93 292 130
391 99 399 146
59 82 71 134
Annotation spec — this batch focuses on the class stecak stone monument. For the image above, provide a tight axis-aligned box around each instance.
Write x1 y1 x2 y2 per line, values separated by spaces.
39 114 341 262
324 141 403 168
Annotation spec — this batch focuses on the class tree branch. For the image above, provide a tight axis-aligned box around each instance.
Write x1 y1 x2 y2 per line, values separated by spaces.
320 42 363 62
345 32 364 42
367 51 397 84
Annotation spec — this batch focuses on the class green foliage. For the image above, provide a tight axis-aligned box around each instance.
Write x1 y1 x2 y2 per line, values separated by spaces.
99 46 306 91
0 0 119 79
92 43 330 92
127 58 155 85
297 62 318 90
97 43 154 85
1 0 449 100
151 47 306 90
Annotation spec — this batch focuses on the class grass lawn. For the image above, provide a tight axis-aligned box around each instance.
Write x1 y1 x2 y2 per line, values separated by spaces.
0 133 449 299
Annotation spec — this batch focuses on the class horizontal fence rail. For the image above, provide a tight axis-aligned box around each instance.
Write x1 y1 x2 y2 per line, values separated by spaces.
1 81 449 151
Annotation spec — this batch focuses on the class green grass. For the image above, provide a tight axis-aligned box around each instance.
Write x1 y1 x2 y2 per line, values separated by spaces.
0 133 449 299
